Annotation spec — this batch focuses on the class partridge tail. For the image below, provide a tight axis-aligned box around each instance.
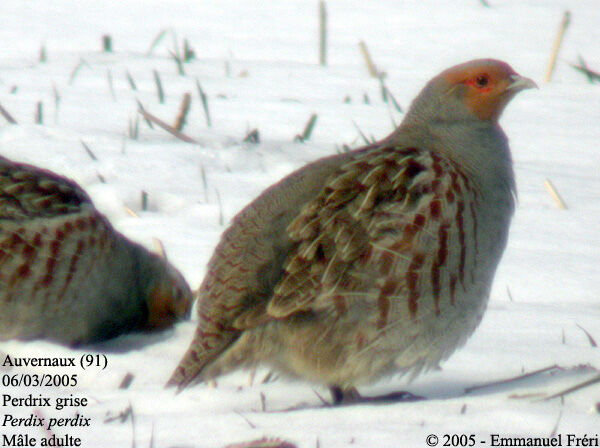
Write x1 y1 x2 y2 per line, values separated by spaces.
166 331 238 391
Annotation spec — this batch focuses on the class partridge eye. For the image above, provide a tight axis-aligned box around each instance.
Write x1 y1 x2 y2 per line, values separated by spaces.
475 75 489 87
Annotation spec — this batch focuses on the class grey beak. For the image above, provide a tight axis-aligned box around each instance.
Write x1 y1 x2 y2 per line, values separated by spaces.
507 74 538 91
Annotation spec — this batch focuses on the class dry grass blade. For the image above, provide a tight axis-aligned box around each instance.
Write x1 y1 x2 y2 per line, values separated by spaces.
147 29 167 55
465 364 561 394
153 69 165 104
233 410 256 429
196 78 211 127
549 408 563 438
215 188 224 225
358 41 381 78
102 35 113 53
69 58 91 85
126 71 138 91
260 392 267 411
138 106 199 144
542 373 600 401
387 90 403 113
570 55 600 83
148 424 155 448
119 372 135 389
506 285 514 302
141 190 148 211
575 323 597 347
130 402 136 448
0 103 17 124
124 206 139 218
53 84 60 123
129 115 140 140
312 389 332 406
385 102 397 129
378 76 403 112
169 49 185 76
169 31 186 75
319 1 327 66
352 120 375 145
243 129 260 143
107 68 116 101
479 0 491 6
543 179 567 209
104 404 133 423
136 100 154 129
39 44 47 63
183 38 195 62
303 114 319 140
261 371 278 384
508 392 547 399
225 438 297 448
544 10 571 82
294 113 318 142
81 140 98 161
200 163 208 202
35 101 43 124
173 92 191 131
35 409 55 439
389 92 403 113
570 64 600 83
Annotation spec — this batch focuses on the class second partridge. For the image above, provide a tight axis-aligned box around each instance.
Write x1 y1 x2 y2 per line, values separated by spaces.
0 157 193 345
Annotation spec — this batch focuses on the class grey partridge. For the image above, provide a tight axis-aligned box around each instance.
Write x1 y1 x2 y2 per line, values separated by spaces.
0 156 193 346
168 59 536 403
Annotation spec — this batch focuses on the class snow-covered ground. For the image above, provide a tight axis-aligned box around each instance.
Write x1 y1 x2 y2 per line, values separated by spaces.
1 1 599 447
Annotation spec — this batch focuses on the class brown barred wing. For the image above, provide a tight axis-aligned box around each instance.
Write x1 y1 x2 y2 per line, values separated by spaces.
0 157 90 220
267 144 477 331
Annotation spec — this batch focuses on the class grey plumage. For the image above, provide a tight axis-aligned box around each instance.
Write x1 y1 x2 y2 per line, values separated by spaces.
168 59 535 403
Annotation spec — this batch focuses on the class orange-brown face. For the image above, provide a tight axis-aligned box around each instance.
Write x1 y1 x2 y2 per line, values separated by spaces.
145 279 194 330
442 61 536 122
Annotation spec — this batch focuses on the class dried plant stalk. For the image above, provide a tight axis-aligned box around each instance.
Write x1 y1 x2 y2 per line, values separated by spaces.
174 92 191 131
358 41 379 78
543 179 567 209
0 103 17 124
544 11 571 82
319 1 327 66
138 107 198 144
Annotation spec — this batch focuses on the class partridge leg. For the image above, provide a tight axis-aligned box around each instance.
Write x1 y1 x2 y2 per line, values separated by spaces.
329 386 424 405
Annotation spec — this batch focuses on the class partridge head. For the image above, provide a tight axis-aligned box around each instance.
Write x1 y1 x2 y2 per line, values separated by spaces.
169 59 535 404
0 157 193 345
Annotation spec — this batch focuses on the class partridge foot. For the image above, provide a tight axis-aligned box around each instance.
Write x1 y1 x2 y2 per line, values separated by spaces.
329 386 425 406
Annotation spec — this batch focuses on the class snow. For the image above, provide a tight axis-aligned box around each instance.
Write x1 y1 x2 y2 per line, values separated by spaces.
1 0 599 447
